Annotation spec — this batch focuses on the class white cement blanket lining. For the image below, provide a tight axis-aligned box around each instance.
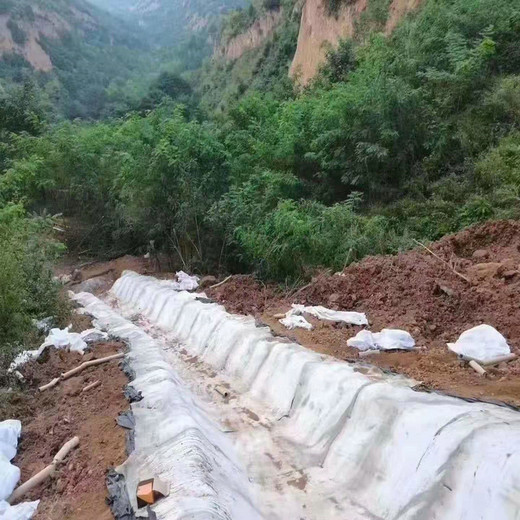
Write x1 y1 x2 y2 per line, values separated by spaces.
74 271 520 520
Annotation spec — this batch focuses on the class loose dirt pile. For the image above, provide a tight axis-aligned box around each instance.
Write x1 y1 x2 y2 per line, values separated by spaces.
206 220 520 406
0 342 128 520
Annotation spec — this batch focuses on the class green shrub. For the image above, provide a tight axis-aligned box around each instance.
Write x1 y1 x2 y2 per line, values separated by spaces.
0 204 67 364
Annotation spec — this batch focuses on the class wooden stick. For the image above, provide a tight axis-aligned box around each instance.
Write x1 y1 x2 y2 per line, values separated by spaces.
82 380 100 393
469 360 487 376
39 353 124 392
8 437 79 504
39 377 61 392
60 353 124 380
413 239 471 284
481 353 517 367
210 275 233 289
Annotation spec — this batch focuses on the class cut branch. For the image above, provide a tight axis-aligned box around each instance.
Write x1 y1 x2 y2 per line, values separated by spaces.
413 239 471 284
210 275 233 289
8 436 79 504
39 353 124 392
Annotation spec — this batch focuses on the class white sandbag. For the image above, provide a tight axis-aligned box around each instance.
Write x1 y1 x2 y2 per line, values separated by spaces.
0 421 21 502
10 326 89 372
373 329 415 350
163 271 199 291
0 500 39 520
80 328 109 343
0 421 21 462
280 315 313 331
348 329 415 351
346 330 376 351
448 324 511 364
42 327 88 354
290 304 368 326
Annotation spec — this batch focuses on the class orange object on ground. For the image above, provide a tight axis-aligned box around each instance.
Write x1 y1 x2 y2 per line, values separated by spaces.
136 477 170 508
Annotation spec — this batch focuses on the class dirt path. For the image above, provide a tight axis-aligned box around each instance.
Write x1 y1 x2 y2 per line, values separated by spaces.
206 220 520 407
1 342 128 520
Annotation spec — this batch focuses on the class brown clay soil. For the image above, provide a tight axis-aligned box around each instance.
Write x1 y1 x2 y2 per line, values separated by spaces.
206 220 520 407
0 342 128 520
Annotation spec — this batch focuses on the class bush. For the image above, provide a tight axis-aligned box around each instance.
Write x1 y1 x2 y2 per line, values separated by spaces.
0 205 67 364
236 199 410 279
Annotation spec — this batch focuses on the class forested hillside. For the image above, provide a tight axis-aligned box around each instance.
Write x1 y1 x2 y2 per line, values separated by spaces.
1 0 520 352
0 0 246 119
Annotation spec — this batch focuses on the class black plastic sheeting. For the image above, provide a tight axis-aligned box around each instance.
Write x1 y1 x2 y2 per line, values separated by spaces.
121 357 136 381
124 385 143 403
117 411 136 454
106 470 135 520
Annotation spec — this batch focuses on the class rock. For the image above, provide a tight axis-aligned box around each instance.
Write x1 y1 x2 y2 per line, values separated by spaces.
56 478 66 493
467 262 502 280
472 249 489 260
433 282 456 298
199 275 218 289
501 269 518 280
71 269 82 282
328 293 340 304
273 313 286 319
62 377 83 397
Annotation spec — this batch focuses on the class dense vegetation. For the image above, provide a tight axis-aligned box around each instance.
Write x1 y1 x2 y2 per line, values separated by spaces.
0 82 68 364
1 0 520 359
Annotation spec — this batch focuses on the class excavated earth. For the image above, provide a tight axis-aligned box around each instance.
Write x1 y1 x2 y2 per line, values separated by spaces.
0 340 127 520
206 220 520 407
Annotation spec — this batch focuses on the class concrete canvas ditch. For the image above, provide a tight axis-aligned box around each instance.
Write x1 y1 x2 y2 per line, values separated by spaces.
72 271 520 520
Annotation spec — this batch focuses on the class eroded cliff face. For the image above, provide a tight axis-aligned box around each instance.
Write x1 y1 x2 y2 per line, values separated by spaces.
0 7 87 72
289 0 419 84
289 0 366 84
218 9 283 61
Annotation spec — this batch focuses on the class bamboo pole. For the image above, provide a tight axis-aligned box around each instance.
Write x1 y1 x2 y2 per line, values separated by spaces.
8 437 79 504
469 360 487 376
481 354 517 367
39 353 124 392
82 380 100 393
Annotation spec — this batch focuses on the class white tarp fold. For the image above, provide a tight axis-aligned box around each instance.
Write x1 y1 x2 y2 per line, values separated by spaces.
0 500 39 520
9 326 89 372
347 329 415 351
279 315 313 331
163 271 199 291
448 324 511 363
289 304 368 326
0 421 38 519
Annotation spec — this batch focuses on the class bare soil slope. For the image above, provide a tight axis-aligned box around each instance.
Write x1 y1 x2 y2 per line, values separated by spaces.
207 220 520 406
1 342 127 520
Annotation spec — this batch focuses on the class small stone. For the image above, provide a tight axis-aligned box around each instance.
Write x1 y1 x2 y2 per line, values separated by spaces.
472 249 489 260
328 293 340 304
56 479 66 493
501 270 518 280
